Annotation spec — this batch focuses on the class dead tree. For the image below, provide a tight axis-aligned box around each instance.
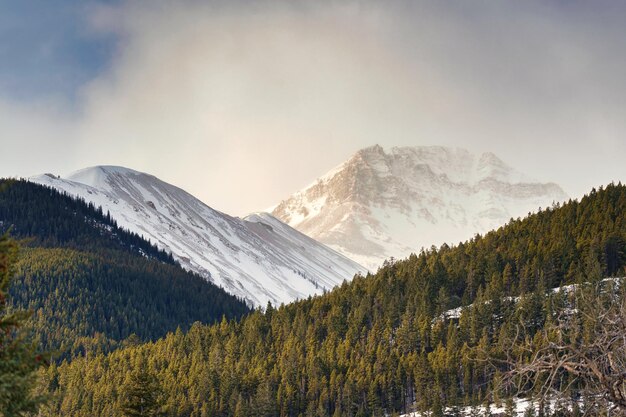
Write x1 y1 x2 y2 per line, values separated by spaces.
496 280 626 415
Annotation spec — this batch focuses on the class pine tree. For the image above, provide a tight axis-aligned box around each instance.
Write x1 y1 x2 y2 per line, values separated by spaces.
0 233 46 416
120 368 163 417
504 397 515 417
431 394 444 417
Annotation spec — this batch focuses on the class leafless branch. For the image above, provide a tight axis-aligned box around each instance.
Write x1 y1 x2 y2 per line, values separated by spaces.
488 280 626 415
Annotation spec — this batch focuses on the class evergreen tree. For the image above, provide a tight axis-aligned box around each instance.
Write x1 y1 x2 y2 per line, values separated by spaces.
431 394 444 417
120 368 163 417
504 397 515 417
0 233 46 416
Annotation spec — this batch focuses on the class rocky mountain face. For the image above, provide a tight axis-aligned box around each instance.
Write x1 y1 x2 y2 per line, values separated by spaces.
272 145 568 270
31 166 366 307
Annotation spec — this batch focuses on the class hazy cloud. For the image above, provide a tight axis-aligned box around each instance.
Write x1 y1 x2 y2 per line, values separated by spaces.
1 1 625 214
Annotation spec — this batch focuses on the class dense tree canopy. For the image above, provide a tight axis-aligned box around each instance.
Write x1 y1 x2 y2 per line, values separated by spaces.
0 180 251 359
0 233 46 416
37 183 626 416
0 179 175 262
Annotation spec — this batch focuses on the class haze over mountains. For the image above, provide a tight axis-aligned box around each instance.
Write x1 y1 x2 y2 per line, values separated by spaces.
31 167 365 307
272 145 569 270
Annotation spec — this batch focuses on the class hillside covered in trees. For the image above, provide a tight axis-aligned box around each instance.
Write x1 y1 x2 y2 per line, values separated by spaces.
36 183 626 416
0 180 251 358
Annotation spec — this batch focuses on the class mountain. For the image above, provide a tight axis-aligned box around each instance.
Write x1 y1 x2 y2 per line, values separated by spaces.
0 180 250 357
40 183 626 417
272 145 569 270
31 167 365 307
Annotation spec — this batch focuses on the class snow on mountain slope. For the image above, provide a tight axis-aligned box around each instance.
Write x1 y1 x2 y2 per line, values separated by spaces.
31 166 366 307
272 145 569 270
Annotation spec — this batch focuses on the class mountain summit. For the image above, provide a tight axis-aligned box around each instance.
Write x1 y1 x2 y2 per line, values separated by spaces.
31 166 365 307
272 145 568 269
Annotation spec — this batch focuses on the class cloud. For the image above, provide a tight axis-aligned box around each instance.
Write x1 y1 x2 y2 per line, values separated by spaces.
1 0 625 214
0 97 78 176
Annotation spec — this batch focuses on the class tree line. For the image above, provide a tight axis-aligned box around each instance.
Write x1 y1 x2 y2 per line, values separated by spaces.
33 183 626 416
0 180 251 360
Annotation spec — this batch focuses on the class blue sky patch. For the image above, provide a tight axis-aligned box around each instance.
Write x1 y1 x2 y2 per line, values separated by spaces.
0 0 118 103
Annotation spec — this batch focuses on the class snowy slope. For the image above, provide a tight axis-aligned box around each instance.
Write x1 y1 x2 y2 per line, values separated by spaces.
272 145 569 270
401 397 568 416
31 167 366 307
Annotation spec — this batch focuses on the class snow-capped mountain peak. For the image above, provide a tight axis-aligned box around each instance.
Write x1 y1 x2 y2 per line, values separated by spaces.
272 145 568 270
31 166 366 307
66 165 143 187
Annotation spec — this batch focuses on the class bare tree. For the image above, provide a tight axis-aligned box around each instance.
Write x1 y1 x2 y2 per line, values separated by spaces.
495 280 626 416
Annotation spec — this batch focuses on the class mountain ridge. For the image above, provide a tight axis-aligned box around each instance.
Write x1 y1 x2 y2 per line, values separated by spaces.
31 166 366 307
272 145 569 269
0 179 250 357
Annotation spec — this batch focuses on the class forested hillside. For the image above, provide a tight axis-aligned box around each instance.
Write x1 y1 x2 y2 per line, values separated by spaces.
0 178 174 260
38 183 626 416
0 180 251 357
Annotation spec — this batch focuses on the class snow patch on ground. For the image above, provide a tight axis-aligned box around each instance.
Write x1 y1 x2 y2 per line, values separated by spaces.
401 397 577 416
435 277 624 323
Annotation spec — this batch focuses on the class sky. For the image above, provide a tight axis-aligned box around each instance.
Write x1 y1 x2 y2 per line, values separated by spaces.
1 0 625 216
